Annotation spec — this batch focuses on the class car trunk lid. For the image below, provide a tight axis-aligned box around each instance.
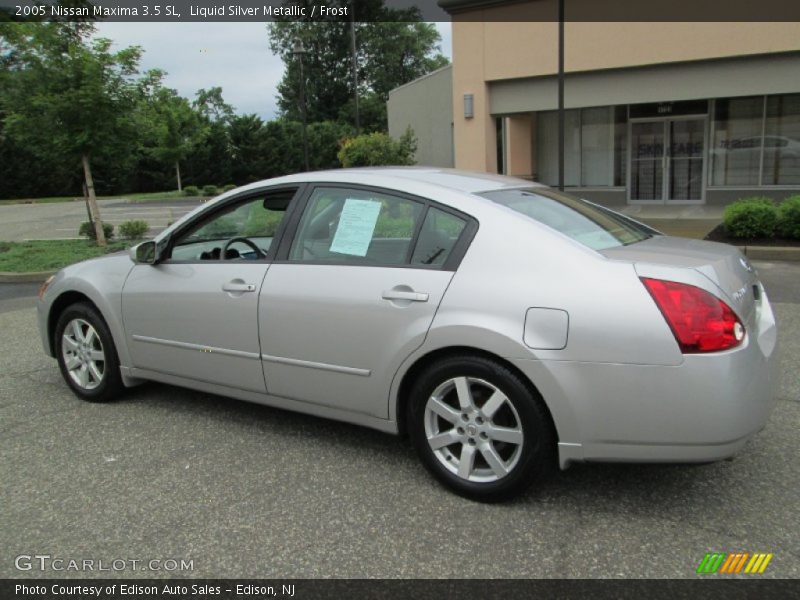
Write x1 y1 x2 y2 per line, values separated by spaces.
599 236 759 323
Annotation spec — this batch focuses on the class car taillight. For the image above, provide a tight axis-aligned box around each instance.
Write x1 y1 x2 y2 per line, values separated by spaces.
640 277 745 353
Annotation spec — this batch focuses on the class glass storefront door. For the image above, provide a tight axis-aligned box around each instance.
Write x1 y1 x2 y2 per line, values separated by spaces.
630 121 664 201
630 117 706 203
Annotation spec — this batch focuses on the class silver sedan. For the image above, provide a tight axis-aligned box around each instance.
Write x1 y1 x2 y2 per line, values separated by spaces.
37 168 779 501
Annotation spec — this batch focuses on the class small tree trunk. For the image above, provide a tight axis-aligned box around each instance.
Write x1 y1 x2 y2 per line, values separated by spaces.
82 153 107 247
175 161 182 192
82 183 93 223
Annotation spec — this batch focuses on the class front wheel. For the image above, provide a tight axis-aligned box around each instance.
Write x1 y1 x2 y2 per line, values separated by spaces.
408 355 555 502
55 302 124 403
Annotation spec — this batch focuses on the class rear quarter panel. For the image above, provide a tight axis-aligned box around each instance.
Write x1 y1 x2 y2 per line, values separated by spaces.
428 210 684 366
389 209 685 445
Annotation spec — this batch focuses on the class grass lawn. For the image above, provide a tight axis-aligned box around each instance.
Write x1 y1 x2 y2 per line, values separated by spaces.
0 190 190 206
0 239 129 273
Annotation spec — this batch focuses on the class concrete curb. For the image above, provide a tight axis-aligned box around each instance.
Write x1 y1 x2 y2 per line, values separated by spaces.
738 246 800 262
126 196 207 204
0 270 56 283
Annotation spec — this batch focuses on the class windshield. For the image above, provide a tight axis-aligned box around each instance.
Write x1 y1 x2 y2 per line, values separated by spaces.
478 187 656 250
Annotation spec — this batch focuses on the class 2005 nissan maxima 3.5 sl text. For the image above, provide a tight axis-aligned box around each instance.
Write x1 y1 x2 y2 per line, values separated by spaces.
37 168 779 501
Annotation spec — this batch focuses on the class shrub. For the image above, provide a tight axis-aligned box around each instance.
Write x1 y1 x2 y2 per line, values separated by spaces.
222 184 237 192
202 184 219 196
79 221 114 241
777 195 800 240
337 128 417 167
722 197 778 239
118 220 149 240
183 185 200 197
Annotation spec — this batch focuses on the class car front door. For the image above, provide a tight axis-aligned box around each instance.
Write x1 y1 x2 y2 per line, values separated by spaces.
122 188 298 393
259 185 474 418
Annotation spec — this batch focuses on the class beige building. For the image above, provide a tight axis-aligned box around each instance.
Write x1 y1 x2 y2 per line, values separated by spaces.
389 1 800 206
388 65 454 168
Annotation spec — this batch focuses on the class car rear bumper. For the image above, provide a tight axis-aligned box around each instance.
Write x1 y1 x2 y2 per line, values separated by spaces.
513 289 780 469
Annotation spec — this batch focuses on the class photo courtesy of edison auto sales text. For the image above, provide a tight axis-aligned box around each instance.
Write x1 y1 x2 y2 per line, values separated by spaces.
14 584 296 597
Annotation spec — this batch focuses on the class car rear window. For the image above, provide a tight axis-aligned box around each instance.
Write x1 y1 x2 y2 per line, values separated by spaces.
478 187 655 250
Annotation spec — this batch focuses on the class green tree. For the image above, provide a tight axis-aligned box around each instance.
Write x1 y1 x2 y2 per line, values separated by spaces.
359 22 449 102
193 86 234 123
1 21 142 245
229 113 268 184
267 1 448 131
255 118 354 178
308 120 355 169
181 87 234 187
144 79 201 191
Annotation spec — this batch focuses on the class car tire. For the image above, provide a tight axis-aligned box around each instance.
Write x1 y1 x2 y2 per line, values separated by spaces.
408 354 555 502
54 302 124 403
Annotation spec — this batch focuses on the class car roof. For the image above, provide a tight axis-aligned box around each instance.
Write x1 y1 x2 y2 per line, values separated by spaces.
267 167 545 195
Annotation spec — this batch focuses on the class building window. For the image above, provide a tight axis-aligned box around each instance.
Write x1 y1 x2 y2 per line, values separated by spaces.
613 106 627 187
763 94 800 185
711 93 800 187
537 109 579 186
711 97 763 186
537 106 626 187
581 107 614 186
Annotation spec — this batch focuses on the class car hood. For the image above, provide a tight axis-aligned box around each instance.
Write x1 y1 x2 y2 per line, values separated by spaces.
599 235 759 317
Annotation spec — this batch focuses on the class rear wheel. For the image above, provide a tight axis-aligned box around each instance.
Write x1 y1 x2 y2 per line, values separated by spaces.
55 302 123 403
408 355 555 502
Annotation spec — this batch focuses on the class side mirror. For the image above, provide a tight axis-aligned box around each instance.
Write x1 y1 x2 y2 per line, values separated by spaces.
130 240 157 265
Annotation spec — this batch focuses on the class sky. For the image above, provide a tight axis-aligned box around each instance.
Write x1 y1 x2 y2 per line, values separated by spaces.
94 22 452 121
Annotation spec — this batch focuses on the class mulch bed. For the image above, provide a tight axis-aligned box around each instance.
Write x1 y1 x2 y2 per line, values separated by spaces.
704 224 800 247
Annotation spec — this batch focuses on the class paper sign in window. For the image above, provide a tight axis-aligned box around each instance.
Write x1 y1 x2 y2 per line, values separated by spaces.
330 198 382 257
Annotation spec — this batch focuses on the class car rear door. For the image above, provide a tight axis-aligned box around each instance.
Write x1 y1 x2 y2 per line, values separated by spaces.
258 184 475 418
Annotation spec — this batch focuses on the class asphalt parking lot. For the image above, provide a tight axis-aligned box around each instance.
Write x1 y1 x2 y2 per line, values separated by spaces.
0 198 203 241
0 262 798 579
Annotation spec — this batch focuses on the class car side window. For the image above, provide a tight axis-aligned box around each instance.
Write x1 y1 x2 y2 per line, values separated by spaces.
169 193 292 261
410 207 468 267
289 187 424 266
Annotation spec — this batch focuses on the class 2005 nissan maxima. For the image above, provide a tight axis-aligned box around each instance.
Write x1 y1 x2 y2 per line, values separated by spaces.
37 168 779 501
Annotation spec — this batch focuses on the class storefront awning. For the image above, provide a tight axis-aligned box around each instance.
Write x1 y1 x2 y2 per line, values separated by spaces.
489 52 800 115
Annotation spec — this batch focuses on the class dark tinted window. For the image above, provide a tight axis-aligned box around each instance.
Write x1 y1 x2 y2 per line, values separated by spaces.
411 208 467 266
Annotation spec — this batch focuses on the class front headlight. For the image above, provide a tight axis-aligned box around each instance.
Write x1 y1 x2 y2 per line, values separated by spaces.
38 275 55 300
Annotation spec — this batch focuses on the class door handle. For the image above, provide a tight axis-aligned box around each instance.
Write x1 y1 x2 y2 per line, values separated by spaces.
222 281 256 293
382 290 429 302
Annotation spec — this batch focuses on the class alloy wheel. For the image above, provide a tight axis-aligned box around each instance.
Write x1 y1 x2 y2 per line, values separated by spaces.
61 318 106 391
423 376 524 483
